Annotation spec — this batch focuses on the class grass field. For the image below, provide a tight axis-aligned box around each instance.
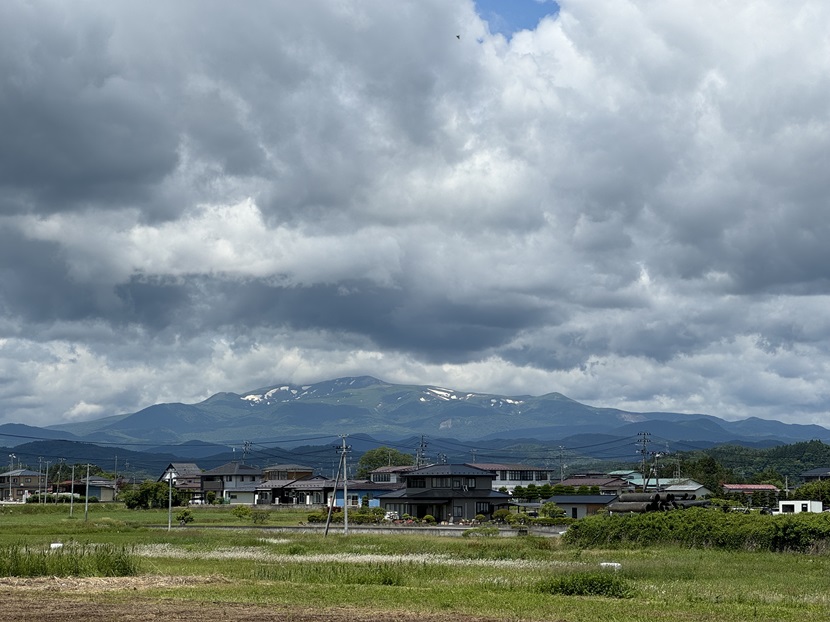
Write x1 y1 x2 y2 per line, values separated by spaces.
1 503 829 621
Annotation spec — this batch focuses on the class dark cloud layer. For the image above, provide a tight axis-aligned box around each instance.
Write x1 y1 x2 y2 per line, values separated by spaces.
2 0 830 427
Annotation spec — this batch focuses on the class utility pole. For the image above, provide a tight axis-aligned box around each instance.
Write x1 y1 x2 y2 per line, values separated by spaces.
114 455 118 499
8 454 15 501
70 464 75 517
415 435 428 468
558 446 566 482
38 457 43 503
324 435 352 536
55 459 65 505
84 464 90 522
637 432 651 492
167 466 173 531
44 461 51 500
338 435 351 534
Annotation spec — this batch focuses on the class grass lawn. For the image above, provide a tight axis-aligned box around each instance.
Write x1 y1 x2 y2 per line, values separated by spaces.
2 504 829 621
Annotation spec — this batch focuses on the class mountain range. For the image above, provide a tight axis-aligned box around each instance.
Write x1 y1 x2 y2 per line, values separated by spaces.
0 376 826 449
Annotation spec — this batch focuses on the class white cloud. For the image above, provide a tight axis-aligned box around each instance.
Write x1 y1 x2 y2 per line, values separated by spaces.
3 1 830 429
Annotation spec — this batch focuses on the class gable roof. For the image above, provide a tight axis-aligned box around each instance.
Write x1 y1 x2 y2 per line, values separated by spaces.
202 462 262 476
723 483 780 492
406 464 492 477
467 462 552 471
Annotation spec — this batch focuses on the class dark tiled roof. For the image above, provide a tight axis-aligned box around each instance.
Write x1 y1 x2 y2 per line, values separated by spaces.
468 462 551 471
802 467 830 477
407 464 492 477
203 462 262 476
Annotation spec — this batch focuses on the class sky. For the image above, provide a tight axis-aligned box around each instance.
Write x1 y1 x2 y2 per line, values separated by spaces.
2 1 830 429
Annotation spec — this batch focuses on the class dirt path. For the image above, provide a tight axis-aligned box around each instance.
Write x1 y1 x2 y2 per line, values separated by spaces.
0 577 515 621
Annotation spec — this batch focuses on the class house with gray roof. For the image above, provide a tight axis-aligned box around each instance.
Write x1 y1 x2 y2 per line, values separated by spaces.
379 464 510 522
201 462 262 504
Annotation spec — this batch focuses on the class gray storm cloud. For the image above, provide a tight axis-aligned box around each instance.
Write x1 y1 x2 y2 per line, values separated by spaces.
2 0 830 427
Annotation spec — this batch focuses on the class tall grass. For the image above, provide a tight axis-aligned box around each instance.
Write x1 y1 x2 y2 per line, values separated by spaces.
0 542 140 577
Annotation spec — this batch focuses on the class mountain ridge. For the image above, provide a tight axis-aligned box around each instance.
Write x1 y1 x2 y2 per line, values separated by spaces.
2 375 822 447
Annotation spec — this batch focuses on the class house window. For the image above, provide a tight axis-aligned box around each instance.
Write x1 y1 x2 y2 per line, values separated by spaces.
499 470 507 481
453 505 463 517
373 473 391 482
453 479 462 489
465 478 476 489
408 478 426 488
508 471 520 481
431 477 451 488
475 502 490 514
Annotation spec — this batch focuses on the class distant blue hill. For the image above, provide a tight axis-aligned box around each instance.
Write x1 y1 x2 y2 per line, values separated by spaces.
26 376 829 448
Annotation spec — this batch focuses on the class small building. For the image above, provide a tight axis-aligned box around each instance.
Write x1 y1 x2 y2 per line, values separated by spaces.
779 500 823 514
557 475 633 495
722 483 780 506
659 479 711 498
77 476 117 502
546 494 618 519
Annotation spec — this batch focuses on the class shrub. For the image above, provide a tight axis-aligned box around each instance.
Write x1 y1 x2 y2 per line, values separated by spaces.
537 572 633 598
422 514 436 524
175 509 194 525
251 510 270 524
231 505 253 520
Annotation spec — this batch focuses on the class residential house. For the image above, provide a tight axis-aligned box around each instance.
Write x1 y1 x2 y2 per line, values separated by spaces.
257 464 315 505
201 462 262 504
545 494 617 519
801 467 830 482
157 463 203 502
330 480 404 508
378 464 511 522
1 469 45 502
467 462 554 492
286 475 331 506
369 465 420 484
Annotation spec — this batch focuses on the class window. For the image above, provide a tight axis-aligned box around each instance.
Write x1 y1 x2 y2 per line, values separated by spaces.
373 473 391 482
453 505 463 517
802 504 809 512
452 479 462 489
475 502 490 514
465 478 476 489
431 477 451 488
408 478 426 489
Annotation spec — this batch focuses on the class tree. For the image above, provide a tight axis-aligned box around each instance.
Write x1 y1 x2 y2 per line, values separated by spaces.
355 447 414 479
120 481 186 510
539 501 566 519
793 480 830 506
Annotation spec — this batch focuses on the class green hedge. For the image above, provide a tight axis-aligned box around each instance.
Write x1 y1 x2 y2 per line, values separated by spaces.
563 508 830 552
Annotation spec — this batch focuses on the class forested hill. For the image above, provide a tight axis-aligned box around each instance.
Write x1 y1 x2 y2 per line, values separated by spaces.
673 440 830 493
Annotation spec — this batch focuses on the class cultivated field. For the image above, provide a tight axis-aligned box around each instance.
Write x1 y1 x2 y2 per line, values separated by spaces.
1 504 829 621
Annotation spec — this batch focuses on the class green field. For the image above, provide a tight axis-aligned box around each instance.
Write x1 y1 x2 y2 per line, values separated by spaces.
1 504 829 621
